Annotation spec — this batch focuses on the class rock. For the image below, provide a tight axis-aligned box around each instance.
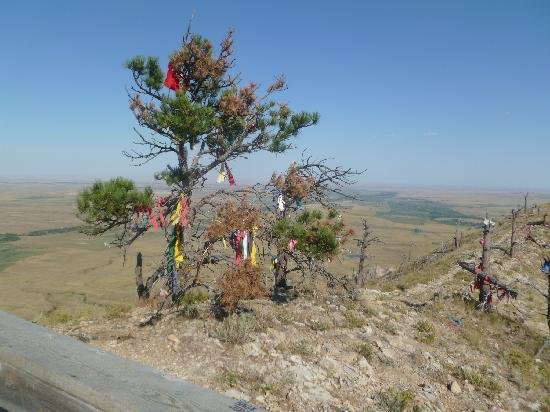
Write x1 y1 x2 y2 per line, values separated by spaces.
527 402 541 411
421 350 433 361
289 355 303 364
362 325 373 335
306 385 334 403
242 342 263 357
319 356 340 373
448 380 462 395
464 380 474 392
287 364 317 384
167 334 180 352
357 358 374 376
418 383 437 401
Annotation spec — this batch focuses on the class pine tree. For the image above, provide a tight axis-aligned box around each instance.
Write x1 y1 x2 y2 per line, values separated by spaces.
77 27 318 295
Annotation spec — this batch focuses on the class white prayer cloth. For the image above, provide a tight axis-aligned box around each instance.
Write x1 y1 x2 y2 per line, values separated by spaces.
277 195 285 212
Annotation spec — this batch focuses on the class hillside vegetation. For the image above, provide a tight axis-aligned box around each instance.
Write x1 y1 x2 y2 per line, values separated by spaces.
55 203 550 411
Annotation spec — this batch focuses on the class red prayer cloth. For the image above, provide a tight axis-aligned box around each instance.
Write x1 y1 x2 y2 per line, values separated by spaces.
164 63 180 91
225 162 236 186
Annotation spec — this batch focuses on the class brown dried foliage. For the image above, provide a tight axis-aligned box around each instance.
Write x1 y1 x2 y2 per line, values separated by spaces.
217 261 267 313
271 164 316 201
219 82 257 117
170 30 234 87
207 199 260 240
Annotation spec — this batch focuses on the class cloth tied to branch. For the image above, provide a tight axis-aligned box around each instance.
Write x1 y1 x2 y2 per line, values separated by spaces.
225 162 236 186
288 239 297 252
155 197 168 227
250 227 258 266
470 274 511 304
277 195 285 212
483 218 495 227
170 194 189 228
134 205 158 230
216 163 227 183
164 63 180 92
229 229 257 265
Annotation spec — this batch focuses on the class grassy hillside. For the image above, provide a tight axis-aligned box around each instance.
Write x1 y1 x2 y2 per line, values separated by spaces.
51 202 550 411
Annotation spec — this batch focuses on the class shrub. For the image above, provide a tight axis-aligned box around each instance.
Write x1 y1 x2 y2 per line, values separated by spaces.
176 288 209 306
104 303 131 320
378 388 415 412
215 313 257 344
309 319 331 331
414 321 435 344
452 366 502 398
343 311 366 329
217 262 267 313
357 343 374 361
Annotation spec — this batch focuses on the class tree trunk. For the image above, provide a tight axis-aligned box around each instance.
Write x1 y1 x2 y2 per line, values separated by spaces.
524 193 528 215
135 252 148 301
356 220 369 286
510 209 518 257
479 221 492 308
274 250 288 290
454 229 459 250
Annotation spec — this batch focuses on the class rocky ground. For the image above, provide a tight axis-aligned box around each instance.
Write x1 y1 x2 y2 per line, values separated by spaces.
57 207 550 411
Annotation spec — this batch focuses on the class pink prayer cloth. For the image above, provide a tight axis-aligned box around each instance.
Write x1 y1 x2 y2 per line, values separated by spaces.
288 239 297 252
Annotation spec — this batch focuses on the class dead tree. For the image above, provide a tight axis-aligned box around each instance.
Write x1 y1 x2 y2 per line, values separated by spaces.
524 192 529 215
510 209 519 257
354 218 380 286
479 216 495 308
453 229 463 249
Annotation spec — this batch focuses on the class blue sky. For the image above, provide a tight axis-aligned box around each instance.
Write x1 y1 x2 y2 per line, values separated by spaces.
0 1 549 189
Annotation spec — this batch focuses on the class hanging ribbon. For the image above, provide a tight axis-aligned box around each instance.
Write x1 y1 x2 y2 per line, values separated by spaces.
167 227 176 275
174 226 184 268
250 227 258 266
155 198 167 228
242 230 249 260
170 194 189 228
180 195 189 228
134 205 158 230
172 268 181 295
235 231 243 265
277 195 285 212
170 197 182 226
216 163 227 183
225 162 236 186
288 239 297 252
164 62 180 92
149 209 159 230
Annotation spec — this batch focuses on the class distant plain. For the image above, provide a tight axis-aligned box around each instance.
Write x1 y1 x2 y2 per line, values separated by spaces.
1 180 548 323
